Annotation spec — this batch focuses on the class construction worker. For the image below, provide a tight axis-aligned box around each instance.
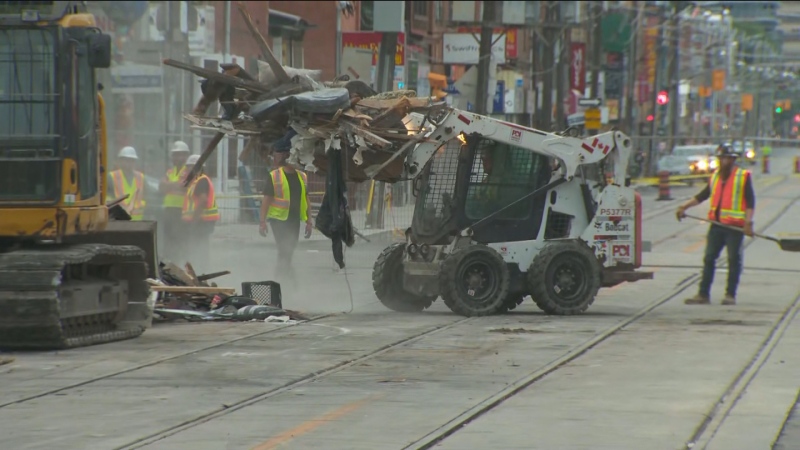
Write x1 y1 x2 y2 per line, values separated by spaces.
159 141 191 261
107 146 146 220
181 154 220 272
259 150 313 286
676 144 755 306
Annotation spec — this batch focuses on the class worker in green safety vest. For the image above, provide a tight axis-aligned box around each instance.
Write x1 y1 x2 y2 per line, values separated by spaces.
159 141 191 262
259 150 313 285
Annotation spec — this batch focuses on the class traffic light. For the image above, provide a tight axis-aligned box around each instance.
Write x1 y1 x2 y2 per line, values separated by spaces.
776 106 783 113
794 114 800 123
656 91 669 105
646 114 654 122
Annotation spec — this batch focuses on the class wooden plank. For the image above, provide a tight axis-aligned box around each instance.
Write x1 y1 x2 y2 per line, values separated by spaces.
183 132 225 186
197 271 231 282
236 1 291 84
150 286 237 295
163 59 271 94
341 121 392 149
356 97 434 110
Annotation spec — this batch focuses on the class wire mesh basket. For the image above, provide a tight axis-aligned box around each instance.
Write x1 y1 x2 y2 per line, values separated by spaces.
241 281 282 308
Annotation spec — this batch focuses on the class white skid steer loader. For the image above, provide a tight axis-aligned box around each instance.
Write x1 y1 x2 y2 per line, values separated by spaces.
371 108 654 317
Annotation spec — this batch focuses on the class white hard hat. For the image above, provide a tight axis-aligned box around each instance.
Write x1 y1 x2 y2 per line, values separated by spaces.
186 154 201 165
171 141 190 153
118 146 138 159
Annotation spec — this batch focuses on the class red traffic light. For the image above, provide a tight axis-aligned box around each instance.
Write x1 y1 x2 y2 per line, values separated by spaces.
794 114 800 123
656 91 669 105
646 114 655 122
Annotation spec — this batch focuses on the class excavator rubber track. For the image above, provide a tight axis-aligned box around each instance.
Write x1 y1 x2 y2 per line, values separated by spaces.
0 243 153 350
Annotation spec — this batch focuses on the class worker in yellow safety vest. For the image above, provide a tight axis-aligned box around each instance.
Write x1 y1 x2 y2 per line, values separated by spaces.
181 154 220 272
259 150 313 285
159 140 191 262
107 146 146 220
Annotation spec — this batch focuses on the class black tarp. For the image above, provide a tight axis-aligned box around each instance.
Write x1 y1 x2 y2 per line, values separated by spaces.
314 146 355 268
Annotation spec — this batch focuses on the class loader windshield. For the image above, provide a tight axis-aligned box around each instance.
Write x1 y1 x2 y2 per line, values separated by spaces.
0 28 58 137
0 27 60 203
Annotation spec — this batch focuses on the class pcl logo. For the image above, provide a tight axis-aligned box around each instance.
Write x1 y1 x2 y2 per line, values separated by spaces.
612 244 630 258
511 129 522 142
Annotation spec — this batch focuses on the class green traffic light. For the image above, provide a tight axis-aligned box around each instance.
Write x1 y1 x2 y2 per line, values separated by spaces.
776 107 783 113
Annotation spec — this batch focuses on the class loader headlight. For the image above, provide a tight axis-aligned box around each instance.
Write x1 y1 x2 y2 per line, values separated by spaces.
697 159 709 171
420 244 430 256
408 244 418 255
709 159 718 170
746 150 755 159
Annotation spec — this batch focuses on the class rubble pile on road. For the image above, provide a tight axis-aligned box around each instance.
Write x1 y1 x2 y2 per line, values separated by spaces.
147 262 308 323
162 2 446 185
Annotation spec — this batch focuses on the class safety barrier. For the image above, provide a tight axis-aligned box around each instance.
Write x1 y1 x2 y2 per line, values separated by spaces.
656 171 673 201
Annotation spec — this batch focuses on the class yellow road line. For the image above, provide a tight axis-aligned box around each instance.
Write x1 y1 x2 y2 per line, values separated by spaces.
251 395 379 450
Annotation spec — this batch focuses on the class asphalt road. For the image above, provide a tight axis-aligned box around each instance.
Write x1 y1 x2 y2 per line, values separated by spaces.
1 148 799 450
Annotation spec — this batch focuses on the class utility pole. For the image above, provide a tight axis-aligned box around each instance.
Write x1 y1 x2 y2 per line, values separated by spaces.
539 2 556 130
668 1 681 149
589 3 603 136
475 1 498 115
554 5 565 131
625 3 642 136
646 5 668 176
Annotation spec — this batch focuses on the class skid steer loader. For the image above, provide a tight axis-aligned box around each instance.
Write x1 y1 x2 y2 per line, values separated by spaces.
372 109 653 316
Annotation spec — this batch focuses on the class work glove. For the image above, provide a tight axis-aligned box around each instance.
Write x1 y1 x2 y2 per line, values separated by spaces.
676 206 686 221
743 222 754 237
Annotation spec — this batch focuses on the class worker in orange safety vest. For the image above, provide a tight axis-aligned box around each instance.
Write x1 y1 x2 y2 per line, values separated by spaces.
107 146 146 220
676 144 755 306
181 154 220 272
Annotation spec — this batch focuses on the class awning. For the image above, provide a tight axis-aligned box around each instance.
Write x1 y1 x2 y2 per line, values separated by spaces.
428 73 448 89
269 9 316 40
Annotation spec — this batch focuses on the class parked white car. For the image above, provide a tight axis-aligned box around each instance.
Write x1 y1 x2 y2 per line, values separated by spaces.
656 144 718 176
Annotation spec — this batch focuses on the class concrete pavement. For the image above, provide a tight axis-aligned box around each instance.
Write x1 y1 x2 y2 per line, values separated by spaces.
0 148 798 450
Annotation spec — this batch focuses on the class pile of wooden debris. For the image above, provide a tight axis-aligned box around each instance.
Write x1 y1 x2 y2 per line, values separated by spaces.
147 262 308 323
164 2 448 186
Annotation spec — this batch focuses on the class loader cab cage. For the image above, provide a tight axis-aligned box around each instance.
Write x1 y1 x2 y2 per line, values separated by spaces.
411 134 552 245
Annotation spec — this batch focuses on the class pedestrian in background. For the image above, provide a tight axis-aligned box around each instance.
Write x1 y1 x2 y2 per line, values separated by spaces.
676 144 755 306
259 149 313 286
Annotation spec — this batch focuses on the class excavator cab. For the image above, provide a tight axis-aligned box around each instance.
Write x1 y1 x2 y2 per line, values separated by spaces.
0 2 158 350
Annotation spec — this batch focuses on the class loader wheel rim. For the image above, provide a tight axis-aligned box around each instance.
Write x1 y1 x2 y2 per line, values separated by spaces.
456 260 499 305
548 254 588 304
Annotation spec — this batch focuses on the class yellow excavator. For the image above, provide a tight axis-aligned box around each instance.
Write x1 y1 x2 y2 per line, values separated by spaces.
0 2 158 350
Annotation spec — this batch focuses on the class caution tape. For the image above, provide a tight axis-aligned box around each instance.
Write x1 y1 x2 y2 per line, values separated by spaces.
632 173 713 185
216 191 326 200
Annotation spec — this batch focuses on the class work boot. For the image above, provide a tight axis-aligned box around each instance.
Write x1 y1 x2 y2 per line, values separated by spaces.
684 294 711 305
721 295 736 306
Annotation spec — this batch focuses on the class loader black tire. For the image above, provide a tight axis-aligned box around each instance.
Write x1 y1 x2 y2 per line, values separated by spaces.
439 245 510 317
372 243 436 313
527 240 601 316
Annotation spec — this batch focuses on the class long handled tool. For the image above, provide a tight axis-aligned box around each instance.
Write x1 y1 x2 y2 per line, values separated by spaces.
683 214 800 252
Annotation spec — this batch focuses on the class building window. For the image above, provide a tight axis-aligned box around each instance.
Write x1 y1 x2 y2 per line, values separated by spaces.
413 1 428 17
361 1 374 30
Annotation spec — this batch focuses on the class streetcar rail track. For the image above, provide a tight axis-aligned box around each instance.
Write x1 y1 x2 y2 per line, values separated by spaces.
406 191 800 449
685 291 800 450
120 192 799 450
